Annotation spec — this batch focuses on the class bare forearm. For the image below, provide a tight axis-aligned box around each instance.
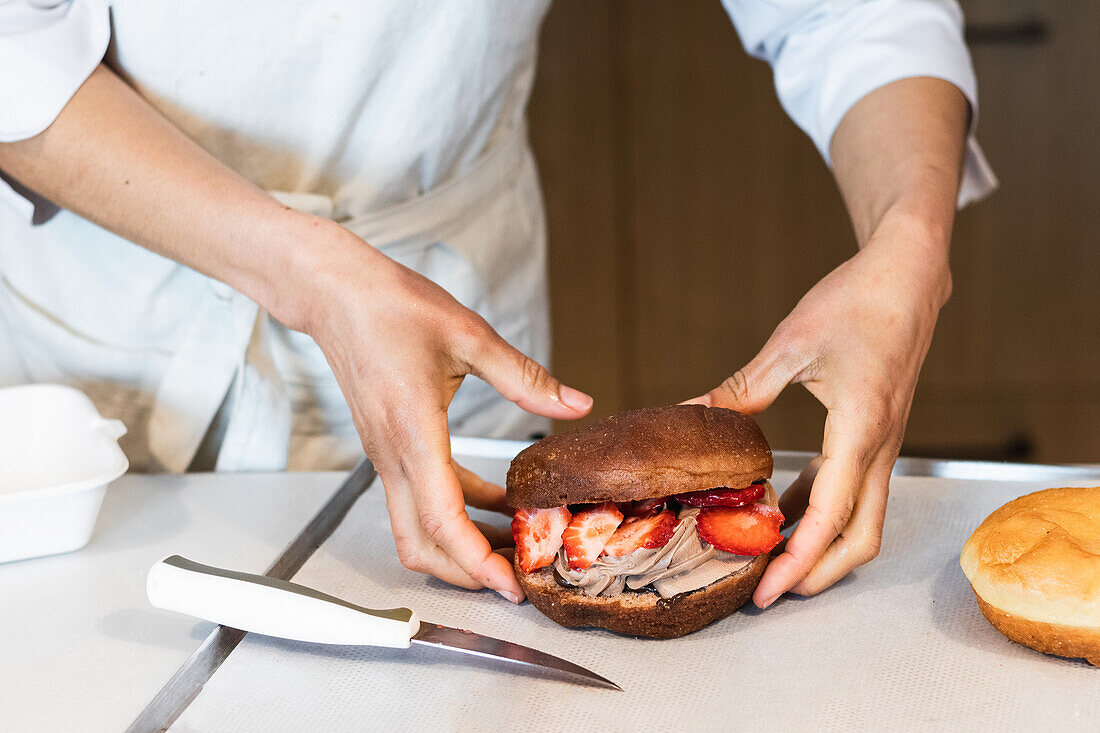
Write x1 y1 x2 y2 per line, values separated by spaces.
0 65 594 600
0 63 348 330
830 77 969 300
697 79 973 606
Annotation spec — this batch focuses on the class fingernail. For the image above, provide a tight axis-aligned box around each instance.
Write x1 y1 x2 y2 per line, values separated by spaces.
759 592 781 610
559 385 593 412
498 590 521 604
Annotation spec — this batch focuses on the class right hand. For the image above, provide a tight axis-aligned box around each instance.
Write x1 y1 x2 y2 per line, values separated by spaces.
294 223 592 603
0 61 585 600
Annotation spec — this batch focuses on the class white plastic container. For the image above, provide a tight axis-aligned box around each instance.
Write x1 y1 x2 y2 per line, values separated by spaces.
0 384 128 563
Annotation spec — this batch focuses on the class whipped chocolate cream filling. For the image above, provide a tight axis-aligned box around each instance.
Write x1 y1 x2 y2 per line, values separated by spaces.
554 507 756 600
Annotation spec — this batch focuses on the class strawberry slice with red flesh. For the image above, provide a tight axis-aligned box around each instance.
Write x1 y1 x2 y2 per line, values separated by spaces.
601 509 678 557
696 503 784 556
512 506 572 573
620 497 666 518
562 502 624 570
675 482 766 508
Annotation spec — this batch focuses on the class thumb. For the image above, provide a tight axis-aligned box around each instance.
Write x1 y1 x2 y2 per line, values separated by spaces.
467 332 593 420
691 340 797 415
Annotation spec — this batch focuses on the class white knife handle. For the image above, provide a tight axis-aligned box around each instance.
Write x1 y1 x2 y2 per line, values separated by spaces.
147 555 419 649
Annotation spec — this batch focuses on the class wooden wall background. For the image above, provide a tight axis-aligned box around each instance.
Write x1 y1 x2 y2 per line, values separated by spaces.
527 0 1099 464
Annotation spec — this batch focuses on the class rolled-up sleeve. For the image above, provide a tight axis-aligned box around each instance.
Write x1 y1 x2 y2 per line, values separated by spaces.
721 0 997 207
0 0 109 218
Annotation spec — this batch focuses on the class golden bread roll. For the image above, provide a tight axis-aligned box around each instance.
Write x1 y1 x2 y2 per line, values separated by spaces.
960 486 1100 666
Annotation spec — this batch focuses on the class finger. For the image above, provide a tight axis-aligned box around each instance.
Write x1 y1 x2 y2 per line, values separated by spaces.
344 400 492 591
778 454 823 528
790 453 892 596
473 520 514 550
768 454 825 556
462 328 592 419
389 475 523 597
377 460 491 588
453 461 510 515
400 409 525 601
495 547 516 565
692 334 803 415
752 412 877 608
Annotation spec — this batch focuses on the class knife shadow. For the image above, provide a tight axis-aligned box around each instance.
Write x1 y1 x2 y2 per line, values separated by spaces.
237 633 621 690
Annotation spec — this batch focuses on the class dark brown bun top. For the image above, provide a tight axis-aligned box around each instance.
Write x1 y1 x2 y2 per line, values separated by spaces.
506 404 772 508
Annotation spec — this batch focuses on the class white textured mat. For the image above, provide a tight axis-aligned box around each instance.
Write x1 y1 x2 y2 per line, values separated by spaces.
172 456 1098 732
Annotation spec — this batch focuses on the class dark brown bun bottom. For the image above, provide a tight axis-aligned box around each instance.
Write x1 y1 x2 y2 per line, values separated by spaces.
516 553 767 639
971 587 1100 666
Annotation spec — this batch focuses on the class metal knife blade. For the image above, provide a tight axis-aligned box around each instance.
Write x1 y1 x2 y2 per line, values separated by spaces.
412 622 621 690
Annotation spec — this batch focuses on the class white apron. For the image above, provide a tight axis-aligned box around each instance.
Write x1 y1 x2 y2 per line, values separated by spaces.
0 1 552 472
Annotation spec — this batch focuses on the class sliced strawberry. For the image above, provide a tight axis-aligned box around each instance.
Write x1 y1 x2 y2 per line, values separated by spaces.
601 510 679 557
561 502 624 570
675 482 766 508
696 503 784 556
621 497 666 518
512 506 572 573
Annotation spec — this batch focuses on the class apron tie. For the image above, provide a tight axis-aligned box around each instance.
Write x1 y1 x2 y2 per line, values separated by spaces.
147 284 259 472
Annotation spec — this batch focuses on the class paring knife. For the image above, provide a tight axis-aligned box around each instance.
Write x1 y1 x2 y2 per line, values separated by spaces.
147 555 620 690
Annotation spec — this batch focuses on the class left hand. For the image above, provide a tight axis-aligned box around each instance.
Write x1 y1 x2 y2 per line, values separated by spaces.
684 218 951 608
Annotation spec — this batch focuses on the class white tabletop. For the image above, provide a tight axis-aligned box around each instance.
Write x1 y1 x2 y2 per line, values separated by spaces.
0 471 343 733
4 444 1098 733
171 467 1100 733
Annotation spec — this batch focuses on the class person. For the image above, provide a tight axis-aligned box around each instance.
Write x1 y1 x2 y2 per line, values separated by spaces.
0 0 995 608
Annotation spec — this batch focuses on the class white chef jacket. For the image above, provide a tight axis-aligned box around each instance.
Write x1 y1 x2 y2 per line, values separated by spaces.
0 0 997 473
